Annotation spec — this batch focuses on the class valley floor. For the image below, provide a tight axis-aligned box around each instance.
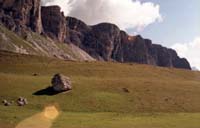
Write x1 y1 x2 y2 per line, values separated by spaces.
0 51 200 128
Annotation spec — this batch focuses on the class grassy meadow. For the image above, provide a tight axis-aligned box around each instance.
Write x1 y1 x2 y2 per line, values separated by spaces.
0 51 200 128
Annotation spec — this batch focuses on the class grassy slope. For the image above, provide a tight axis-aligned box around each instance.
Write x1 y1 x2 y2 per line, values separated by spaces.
0 51 200 128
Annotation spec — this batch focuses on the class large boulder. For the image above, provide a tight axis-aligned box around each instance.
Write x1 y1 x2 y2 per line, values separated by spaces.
51 74 72 92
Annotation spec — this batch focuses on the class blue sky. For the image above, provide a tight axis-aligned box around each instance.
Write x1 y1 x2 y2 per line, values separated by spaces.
129 0 200 47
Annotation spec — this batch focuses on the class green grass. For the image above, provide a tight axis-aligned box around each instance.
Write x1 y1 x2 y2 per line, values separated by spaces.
0 51 200 128
54 112 200 128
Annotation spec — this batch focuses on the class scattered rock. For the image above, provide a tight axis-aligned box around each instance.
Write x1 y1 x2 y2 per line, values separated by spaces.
33 73 38 76
122 88 129 93
2 97 28 106
146 89 150 92
4 102 11 106
23 98 28 105
2 99 7 104
2 99 11 106
51 74 72 92
165 98 169 102
17 101 24 106
17 97 28 106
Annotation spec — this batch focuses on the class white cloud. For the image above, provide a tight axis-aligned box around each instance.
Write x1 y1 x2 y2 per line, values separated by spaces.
41 0 72 15
172 37 200 70
41 0 162 31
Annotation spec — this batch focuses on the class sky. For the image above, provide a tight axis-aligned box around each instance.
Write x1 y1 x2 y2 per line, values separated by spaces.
41 0 200 69
136 0 200 70
135 0 200 46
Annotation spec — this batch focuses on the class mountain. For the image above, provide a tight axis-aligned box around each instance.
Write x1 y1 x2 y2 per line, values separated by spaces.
0 0 191 69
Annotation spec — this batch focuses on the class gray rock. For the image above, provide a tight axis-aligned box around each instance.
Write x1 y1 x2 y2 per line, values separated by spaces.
2 99 7 104
23 98 28 105
17 97 28 106
4 102 11 106
122 88 129 93
2 99 11 106
17 101 24 106
51 74 72 92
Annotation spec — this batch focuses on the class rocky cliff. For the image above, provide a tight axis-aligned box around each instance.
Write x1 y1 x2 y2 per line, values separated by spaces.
41 6 68 43
0 0 191 69
66 17 191 69
0 0 42 33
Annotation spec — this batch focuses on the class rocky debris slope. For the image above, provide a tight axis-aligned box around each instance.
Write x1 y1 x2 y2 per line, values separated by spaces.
0 24 95 61
0 0 191 69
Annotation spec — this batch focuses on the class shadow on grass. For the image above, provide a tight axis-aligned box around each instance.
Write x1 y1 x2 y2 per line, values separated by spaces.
33 87 64 96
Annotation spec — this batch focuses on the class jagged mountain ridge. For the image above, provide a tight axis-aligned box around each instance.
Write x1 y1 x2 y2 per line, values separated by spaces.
0 0 191 69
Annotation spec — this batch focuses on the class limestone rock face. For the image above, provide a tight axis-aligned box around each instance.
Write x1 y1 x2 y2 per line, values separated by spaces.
89 23 121 61
0 0 42 33
66 17 191 69
66 16 91 48
41 6 67 42
121 37 191 69
51 74 72 92
66 17 121 61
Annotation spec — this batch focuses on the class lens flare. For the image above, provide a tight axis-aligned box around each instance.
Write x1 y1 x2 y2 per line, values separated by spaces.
44 105 59 120
15 105 60 128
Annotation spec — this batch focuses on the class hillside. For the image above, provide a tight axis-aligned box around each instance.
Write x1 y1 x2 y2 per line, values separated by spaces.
0 24 94 61
0 51 200 128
